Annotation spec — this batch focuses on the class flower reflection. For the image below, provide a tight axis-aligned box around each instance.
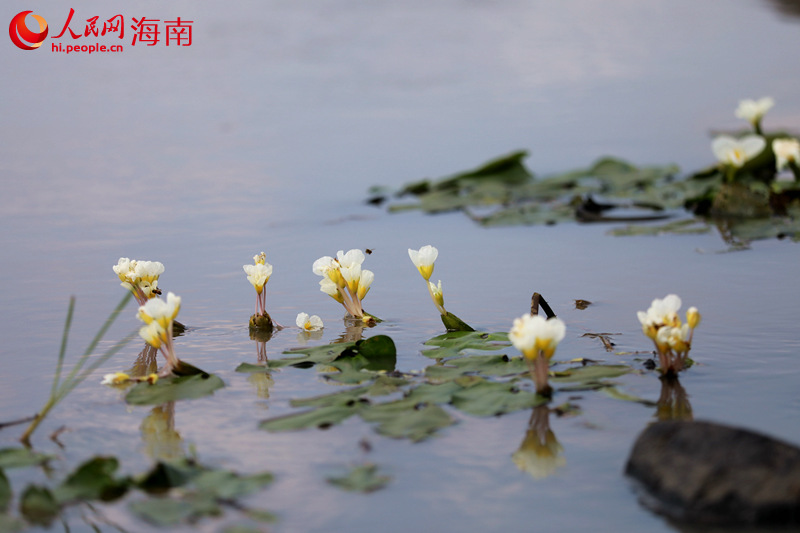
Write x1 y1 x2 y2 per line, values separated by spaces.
655 376 693 421
512 405 565 479
248 371 275 400
249 327 274 363
140 402 184 461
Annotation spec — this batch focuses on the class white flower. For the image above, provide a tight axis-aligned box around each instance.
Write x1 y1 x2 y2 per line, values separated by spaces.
253 251 266 265
112 257 135 281
357 269 374 300
101 372 130 386
711 135 766 168
340 262 362 293
509 314 566 360
138 292 181 330
135 261 164 283
319 278 343 303
773 138 800 171
735 97 774 125
428 280 444 308
637 294 682 329
139 321 166 348
686 306 701 329
336 249 365 269
243 262 272 293
408 245 438 281
296 312 323 331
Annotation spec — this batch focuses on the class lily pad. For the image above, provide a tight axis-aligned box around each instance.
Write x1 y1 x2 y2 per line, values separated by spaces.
235 362 270 373
130 497 198 526
125 373 225 405
551 364 631 383
327 464 391 493
259 403 364 432
270 343 354 369
441 312 475 332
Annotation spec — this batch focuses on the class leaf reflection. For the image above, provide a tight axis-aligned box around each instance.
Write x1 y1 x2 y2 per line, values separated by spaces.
655 376 692 421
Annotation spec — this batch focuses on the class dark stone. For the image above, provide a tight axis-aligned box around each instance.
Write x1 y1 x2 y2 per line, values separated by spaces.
625 420 800 526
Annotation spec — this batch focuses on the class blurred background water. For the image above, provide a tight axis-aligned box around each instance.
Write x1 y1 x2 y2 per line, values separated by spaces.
2 1 800 531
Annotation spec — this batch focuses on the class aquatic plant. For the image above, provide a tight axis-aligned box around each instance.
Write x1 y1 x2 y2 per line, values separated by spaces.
19 293 135 445
409 245 473 331
136 292 182 376
244 252 275 330
735 96 774 135
312 249 375 322
637 294 701 376
509 314 566 397
112 257 165 305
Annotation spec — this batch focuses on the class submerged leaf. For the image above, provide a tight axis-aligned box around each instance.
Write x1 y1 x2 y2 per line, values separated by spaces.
125 373 225 405
327 464 391 493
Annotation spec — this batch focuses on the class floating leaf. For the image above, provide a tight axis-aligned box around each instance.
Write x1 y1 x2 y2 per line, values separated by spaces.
234 363 270 373
0 513 24 533
425 354 527 380
451 380 545 417
19 486 59 527
53 456 129 504
551 364 631 383
421 331 510 360
608 218 711 237
601 386 658 406
130 497 198 526
125 373 225 405
193 470 274 500
361 402 455 442
327 464 391 493
136 460 202 494
259 403 364 433
0 448 50 469
270 343 353 369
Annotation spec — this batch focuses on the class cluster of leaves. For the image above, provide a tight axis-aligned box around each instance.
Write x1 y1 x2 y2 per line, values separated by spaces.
258 332 636 442
0 448 274 530
369 150 800 243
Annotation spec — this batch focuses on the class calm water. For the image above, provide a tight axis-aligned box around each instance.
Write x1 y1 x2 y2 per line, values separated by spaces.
2 1 800 531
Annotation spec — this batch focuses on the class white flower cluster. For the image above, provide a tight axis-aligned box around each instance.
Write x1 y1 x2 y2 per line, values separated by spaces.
112 257 165 305
313 249 374 320
637 294 700 375
137 291 182 374
243 252 273 316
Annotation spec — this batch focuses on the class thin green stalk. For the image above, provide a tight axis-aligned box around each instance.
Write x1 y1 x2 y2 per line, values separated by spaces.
50 296 76 398
21 293 134 446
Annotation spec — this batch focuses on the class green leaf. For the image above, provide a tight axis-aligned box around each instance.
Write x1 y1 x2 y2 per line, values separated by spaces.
244 508 279 523
361 402 455 442
550 364 631 383
19 486 59 527
421 331 511 360
53 456 129 504
259 403 364 433
289 386 371 408
347 335 397 371
136 461 202 494
125 373 225 405
270 343 354 368
234 362 270 373
0 469 10 512
130 497 197 526
192 470 274 500
451 380 545 416
425 354 527 380
0 448 50 469
601 386 658 406
327 464 391 493
440 312 474 332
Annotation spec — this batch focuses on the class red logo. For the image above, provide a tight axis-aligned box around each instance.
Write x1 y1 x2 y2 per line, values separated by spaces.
9 11 49 50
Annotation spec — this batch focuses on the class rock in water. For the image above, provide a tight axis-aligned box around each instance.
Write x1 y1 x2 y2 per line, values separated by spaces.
625 420 800 526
